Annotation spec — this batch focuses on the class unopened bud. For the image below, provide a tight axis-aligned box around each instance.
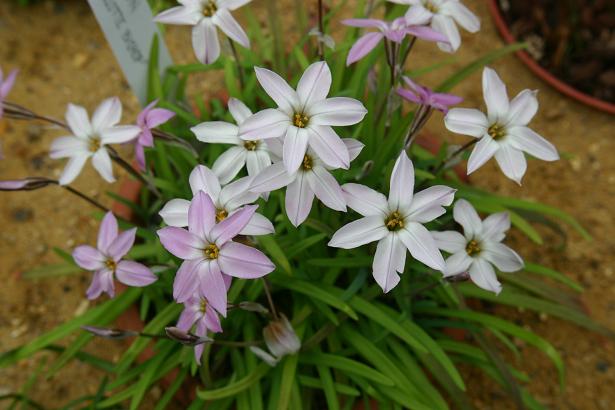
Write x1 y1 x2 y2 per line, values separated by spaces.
81 325 138 340
165 326 212 346
356 160 374 181
238 301 269 314
263 314 301 358
445 271 471 283
0 177 55 191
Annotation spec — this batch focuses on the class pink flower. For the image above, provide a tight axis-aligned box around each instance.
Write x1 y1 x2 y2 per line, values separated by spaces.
176 289 229 364
134 100 175 170
158 191 275 316
73 212 157 299
0 67 18 120
397 76 462 113
343 8 447 65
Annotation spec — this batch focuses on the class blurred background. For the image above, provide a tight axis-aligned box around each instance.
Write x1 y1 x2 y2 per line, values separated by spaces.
0 0 614 408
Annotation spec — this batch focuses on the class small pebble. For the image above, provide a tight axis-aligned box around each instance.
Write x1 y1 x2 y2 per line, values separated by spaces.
12 208 34 222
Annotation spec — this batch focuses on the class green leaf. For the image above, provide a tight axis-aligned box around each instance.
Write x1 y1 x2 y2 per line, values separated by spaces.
256 236 292 275
277 354 299 410
298 375 360 397
524 262 583 292
299 352 395 386
197 363 270 400
22 263 80 279
286 233 327 259
307 256 373 268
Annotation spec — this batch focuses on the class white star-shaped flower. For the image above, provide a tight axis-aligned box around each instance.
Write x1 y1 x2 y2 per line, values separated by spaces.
159 164 274 236
432 199 524 294
192 98 272 184
329 152 456 292
49 97 140 185
239 61 367 174
154 0 251 64
444 67 559 184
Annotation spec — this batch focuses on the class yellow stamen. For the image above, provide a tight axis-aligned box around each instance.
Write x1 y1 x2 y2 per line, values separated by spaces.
302 154 313 171
385 211 405 231
465 239 481 256
424 1 439 13
202 0 217 17
89 136 102 152
104 259 117 271
488 123 506 141
244 140 258 151
199 299 208 313
203 243 219 260
216 208 228 223
293 113 309 128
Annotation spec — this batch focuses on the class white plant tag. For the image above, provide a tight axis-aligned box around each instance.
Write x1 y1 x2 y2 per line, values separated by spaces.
87 0 173 106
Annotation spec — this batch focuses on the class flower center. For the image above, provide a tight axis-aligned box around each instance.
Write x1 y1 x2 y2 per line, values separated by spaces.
104 258 117 271
243 140 259 151
423 0 439 13
465 239 482 256
203 243 219 260
202 0 217 17
488 123 506 141
293 113 309 128
301 154 313 171
215 208 228 223
89 135 102 152
199 299 208 313
385 211 405 231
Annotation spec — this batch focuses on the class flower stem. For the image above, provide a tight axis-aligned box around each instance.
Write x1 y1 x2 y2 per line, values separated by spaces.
60 184 110 213
107 147 161 198
403 104 433 150
316 0 325 60
228 38 245 90
261 278 279 320
432 138 479 175
3 101 69 130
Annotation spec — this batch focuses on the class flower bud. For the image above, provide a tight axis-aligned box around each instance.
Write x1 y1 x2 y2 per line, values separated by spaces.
165 326 212 346
0 177 55 191
81 325 138 340
263 314 301 359
445 271 471 283
238 301 269 314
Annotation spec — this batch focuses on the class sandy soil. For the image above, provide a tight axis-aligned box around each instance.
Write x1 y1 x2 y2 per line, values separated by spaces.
0 0 613 408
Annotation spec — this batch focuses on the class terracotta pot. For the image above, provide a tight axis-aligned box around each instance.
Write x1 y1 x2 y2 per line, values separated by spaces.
487 0 615 115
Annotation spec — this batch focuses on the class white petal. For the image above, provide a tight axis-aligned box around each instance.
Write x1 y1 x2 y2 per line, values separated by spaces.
444 108 488 137
296 61 331 109
154 5 200 25
191 121 241 144
239 109 290 140
212 8 249 48
494 145 527 184
100 125 141 144
192 18 220 64
482 67 509 121
220 175 259 209
442 1 480 32
228 98 252 124
49 136 88 159
404 4 432 25
342 183 388 217
453 199 482 240
250 162 294 193
432 15 460 52
467 136 499 174
92 97 122 131
308 125 350 169
506 89 538 126
482 241 524 273
443 251 473 276
388 151 414 212
328 216 388 249
285 173 314 227
308 97 368 126
159 198 190 227
212 146 247 184
246 151 272 178
254 67 300 114
223 0 252 11
406 185 455 223
65 103 91 138
508 126 559 161
398 223 445 271
91 149 115 183
372 234 405 293
189 165 221 200
265 137 284 159
240 212 275 236
58 154 89 185
306 166 346 212
343 138 364 162
469 258 502 294
283 127 309 174
481 212 510 242
432 230 467 253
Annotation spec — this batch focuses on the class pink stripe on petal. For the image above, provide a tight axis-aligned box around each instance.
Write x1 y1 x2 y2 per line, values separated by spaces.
158 226 204 260
197 261 228 317
73 245 105 270
346 32 383 65
218 241 275 279
173 259 201 302
97 212 118 253
107 228 137 261
188 191 217 239
115 260 157 287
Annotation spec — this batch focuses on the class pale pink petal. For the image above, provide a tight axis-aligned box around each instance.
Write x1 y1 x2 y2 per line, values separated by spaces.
177 305 200 331
173 259 201 302
0 69 18 98
188 191 217 238
115 260 157 287
443 251 473 276
73 245 105 270
342 18 388 30
296 61 331 108
494 145 527 184
283 127 309 174
92 97 122 130
154 5 200 25
405 26 448 43
482 242 523 273
228 98 252 124
158 227 204 260
444 108 488 137
203 305 222 332
432 231 467 254
49 136 88 159
254 67 300 114
305 166 346 212
108 228 137 261
211 205 257 245
398 222 445 271
192 18 220 64
469 258 502 294
508 126 559 161
240 212 275 236
212 146 247 184
372 234 405 293
194 343 205 364
285 174 314 227
308 97 367 126
58 153 89 186
506 89 538 126
212 8 249 48
481 212 509 242
328 216 388 249
467 136 499 174
342 183 388 217
191 121 241 144
388 151 414 212
65 103 92 138
98 212 118 252
218 241 275 278
249 162 294 193
91 149 115 183
145 107 175 128
453 199 482 239
159 198 190 227
482 67 509 121
86 269 114 299
197 260 228 316
346 32 383 65
189 165 221 200
308 126 350 169
239 109 291 140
